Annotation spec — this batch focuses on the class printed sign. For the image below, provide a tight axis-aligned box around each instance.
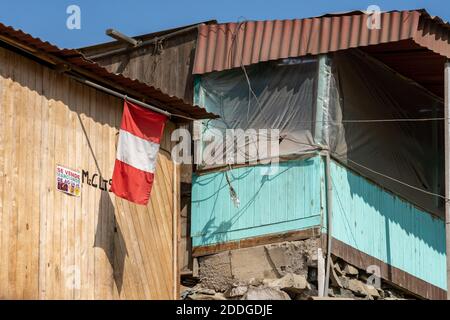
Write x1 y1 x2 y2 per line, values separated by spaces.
56 165 81 197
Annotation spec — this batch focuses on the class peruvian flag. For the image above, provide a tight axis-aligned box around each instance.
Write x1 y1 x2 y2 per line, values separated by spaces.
111 100 167 205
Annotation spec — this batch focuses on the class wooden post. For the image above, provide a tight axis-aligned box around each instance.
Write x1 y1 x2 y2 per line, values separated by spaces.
445 61 450 300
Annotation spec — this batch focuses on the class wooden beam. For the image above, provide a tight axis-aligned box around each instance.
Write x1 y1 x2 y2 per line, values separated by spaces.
192 227 320 257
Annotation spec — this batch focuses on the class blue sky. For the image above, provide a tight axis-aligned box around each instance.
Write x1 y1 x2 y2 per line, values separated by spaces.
0 0 448 49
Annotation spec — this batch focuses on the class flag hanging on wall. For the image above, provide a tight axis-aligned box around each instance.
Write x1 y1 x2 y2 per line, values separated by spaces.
111 100 167 205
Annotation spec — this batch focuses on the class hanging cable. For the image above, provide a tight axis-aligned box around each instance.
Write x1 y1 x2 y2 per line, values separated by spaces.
333 154 449 202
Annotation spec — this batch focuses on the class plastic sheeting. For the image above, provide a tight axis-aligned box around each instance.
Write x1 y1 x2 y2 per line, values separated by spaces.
196 50 444 216
195 58 319 166
329 50 444 217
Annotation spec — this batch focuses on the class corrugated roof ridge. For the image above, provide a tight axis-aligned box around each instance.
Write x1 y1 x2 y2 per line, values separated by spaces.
0 20 215 119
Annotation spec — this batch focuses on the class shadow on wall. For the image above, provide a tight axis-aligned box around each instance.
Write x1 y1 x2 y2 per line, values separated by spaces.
331 159 446 284
94 192 128 294
195 163 299 245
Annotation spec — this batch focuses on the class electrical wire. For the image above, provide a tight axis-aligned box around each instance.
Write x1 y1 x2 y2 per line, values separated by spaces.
332 154 449 202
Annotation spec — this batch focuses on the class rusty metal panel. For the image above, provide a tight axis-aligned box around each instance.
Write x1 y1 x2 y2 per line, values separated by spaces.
193 10 450 75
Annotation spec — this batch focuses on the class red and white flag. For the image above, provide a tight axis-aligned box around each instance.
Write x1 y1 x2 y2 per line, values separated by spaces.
111 101 167 205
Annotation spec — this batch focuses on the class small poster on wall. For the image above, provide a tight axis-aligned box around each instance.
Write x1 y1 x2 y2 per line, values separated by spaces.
56 165 81 197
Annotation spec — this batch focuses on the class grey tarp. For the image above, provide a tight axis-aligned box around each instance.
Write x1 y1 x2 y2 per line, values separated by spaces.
196 50 444 216
195 57 319 165
328 50 444 217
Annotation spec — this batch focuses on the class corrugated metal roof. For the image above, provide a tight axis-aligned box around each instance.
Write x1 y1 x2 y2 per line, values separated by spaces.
0 21 216 119
193 9 450 75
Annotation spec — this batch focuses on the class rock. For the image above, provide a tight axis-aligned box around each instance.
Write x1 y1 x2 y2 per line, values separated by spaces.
347 279 368 297
224 286 248 298
188 292 227 300
339 288 356 299
266 273 310 294
385 289 404 299
306 251 318 267
377 289 386 299
328 288 337 297
333 262 345 277
248 278 264 287
343 264 359 276
340 276 350 289
180 288 194 300
295 284 319 300
330 266 343 288
197 288 216 295
243 287 291 300
365 285 380 299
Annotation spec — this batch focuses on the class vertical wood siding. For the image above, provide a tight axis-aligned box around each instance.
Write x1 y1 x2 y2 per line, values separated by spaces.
0 47 178 300
191 158 323 247
330 159 447 290
92 30 198 103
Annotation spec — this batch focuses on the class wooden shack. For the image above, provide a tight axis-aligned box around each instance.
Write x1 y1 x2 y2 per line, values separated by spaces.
0 22 214 300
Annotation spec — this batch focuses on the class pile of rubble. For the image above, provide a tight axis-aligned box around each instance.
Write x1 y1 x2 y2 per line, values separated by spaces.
181 239 415 300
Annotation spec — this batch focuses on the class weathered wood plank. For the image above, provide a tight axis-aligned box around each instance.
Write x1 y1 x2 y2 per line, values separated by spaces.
0 45 179 300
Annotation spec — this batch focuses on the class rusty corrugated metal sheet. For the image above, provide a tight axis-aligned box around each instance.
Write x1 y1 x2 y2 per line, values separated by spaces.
0 21 216 119
193 9 450 75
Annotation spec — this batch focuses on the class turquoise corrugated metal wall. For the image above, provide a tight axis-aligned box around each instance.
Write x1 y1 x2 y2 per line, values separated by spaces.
330 159 447 290
191 155 446 290
191 158 323 247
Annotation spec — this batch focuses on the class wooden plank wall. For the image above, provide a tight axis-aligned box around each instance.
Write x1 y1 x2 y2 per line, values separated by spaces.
0 46 178 300
191 158 323 247
92 30 198 103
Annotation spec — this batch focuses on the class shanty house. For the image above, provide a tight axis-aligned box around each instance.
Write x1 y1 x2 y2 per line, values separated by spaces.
0 22 214 299
82 9 450 300
190 10 450 299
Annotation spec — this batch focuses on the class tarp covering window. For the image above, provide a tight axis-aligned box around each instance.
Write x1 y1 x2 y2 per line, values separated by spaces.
196 58 319 165
195 50 444 217
329 50 444 217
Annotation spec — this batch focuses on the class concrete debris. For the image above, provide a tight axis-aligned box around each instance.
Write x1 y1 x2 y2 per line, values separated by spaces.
198 251 233 292
338 288 356 299
224 285 248 298
365 285 380 299
330 266 343 288
196 288 216 295
231 246 278 281
264 239 319 277
266 273 310 294
295 284 319 300
343 264 359 277
189 239 416 301
188 292 227 300
248 278 264 287
306 251 318 267
243 287 291 300
333 261 345 277
347 279 368 297
340 276 350 289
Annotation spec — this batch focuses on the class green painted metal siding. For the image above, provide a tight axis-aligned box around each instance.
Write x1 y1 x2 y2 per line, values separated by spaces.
330 160 447 290
191 158 323 247
191 155 446 290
